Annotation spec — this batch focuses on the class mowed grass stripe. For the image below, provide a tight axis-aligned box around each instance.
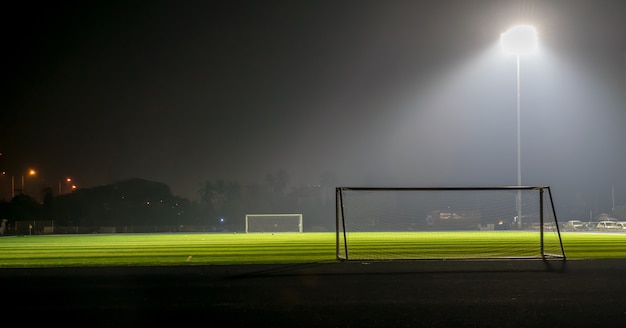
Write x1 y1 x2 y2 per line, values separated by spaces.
0 231 625 267
560 233 626 258
0 233 337 267
344 231 552 259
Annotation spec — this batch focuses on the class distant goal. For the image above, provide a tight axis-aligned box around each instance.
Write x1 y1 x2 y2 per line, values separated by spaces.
245 214 303 233
336 186 565 261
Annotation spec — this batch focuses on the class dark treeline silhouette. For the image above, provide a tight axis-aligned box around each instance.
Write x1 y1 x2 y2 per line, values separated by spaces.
193 169 335 231
0 172 336 234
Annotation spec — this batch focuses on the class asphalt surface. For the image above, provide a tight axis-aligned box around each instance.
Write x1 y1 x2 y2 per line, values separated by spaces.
2 259 625 327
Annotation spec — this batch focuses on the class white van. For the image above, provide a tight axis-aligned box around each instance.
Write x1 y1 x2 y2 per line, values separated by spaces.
596 221 620 230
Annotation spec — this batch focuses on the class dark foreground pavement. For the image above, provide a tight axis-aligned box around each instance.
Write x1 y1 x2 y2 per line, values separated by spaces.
2 259 625 327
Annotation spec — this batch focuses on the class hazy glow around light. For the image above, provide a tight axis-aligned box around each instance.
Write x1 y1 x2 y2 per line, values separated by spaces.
500 25 538 55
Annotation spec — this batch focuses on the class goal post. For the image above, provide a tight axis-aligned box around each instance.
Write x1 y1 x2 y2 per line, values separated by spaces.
245 213 303 233
336 186 566 261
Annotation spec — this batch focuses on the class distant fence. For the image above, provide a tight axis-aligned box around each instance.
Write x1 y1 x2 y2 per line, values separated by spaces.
8 221 234 235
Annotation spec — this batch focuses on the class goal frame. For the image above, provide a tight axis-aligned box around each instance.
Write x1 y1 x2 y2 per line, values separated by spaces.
245 213 303 233
336 186 566 261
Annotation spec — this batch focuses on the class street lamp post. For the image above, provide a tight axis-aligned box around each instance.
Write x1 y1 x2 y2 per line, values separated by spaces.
500 25 538 228
59 177 76 195
11 169 37 198
24 169 37 197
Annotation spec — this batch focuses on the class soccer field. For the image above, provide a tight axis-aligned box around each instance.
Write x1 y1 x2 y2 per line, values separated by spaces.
0 232 625 268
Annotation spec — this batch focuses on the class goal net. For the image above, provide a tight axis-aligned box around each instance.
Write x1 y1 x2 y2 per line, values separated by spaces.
245 214 303 233
336 186 565 261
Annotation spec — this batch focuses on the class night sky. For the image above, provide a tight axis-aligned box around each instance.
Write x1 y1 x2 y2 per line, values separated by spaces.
2 0 625 210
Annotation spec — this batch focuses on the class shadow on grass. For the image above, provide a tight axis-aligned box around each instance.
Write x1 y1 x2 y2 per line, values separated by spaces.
227 258 568 279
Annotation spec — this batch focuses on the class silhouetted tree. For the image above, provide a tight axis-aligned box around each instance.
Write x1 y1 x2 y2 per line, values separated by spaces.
41 187 55 220
53 178 189 227
198 179 243 228
263 169 292 212
265 169 289 196
10 194 42 222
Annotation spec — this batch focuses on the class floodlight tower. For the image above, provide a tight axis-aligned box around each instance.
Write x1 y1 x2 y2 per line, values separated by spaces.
500 25 538 228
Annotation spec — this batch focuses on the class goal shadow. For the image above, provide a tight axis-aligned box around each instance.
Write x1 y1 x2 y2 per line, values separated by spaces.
227 258 567 279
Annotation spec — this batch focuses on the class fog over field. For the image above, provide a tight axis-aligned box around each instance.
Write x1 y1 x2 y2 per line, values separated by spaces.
2 0 624 215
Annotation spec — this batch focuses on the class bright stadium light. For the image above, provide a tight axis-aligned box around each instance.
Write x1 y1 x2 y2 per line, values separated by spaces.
500 24 538 228
500 25 538 56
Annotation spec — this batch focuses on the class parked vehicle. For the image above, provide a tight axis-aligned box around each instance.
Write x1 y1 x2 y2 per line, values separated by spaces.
564 220 584 230
596 221 620 230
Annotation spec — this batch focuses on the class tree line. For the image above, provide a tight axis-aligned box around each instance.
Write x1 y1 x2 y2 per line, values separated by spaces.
0 171 336 234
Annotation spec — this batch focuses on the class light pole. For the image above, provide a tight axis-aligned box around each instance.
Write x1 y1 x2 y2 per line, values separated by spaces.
24 169 37 197
59 177 76 195
11 169 37 198
500 25 538 228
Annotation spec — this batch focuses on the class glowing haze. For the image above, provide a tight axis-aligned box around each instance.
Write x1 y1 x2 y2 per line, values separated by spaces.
1 1 624 215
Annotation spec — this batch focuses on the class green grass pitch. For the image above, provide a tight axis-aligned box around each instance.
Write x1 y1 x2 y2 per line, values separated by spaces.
0 232 625 268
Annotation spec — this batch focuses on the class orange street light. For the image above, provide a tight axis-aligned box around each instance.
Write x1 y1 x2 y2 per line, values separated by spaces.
12 168 37 198
59 177 76 194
